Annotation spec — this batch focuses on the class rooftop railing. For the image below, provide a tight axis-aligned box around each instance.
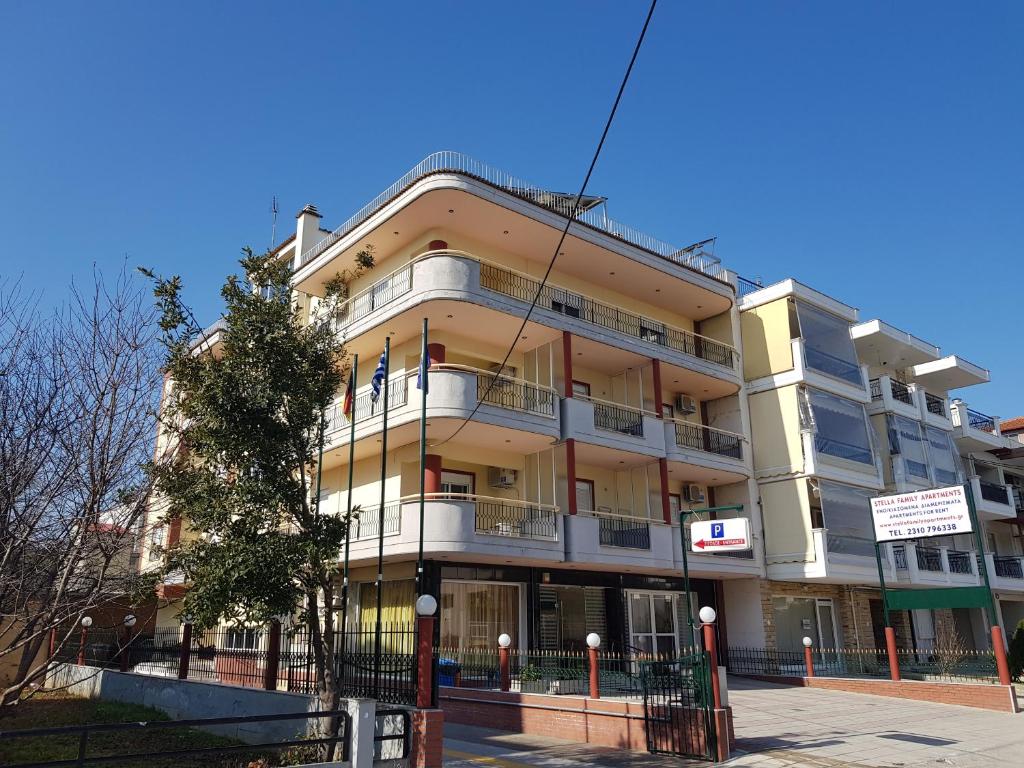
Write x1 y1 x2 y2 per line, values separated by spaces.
967 407 996 433
736 275 764 297
300 151 726 280
924 391 947 417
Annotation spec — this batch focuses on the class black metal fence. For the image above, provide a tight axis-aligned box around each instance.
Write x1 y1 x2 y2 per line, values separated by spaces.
978 479 1010 506
925 391 946 416
598 515 651 549
474 499 558 540
334 624 418 705
994 555 1024 579
476 371 556 416
674 421 742 459
591 400 645 436
915 546 943 572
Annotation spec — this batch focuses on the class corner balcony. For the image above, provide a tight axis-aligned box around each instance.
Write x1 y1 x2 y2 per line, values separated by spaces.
950 401 1004 451
985 553 1024 592
867 375 920 421
343 495 564 567
969 476 1016 520
747 337 869 403
561 396 664 457
663 419 749 484
891 542 981 587
564 512 675 573
330 251 740 392
766 529 890 585
322 365 560 463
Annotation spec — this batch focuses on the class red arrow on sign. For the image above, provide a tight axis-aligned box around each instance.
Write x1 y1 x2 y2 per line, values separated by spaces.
694 538 746 549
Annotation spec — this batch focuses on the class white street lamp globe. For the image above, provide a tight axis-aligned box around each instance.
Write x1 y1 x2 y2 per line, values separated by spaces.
123 614 137 628
497 633 512 648
698 606 717 625
80 616 93 628
415 594 438 617
586 633 601 649
802 636 813 648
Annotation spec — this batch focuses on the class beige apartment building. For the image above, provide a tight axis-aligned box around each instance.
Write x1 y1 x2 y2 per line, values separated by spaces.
738 277 1024 652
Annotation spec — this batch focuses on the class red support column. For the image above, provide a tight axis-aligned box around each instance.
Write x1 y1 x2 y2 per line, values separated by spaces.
427 343 446 365
588 647 600 699
77 626 88 666
884 626 901 681
804 644 815 678
167 516 183 548
428 239 448 251
651 358 663 417
264 620 282 690
566 439 578 515
658 458 671 524
992 626 1012 686
416 615 436 708
499 645 511 692
424 455 443 495
410 709 445 768
562 331 574 398
178 623 193 680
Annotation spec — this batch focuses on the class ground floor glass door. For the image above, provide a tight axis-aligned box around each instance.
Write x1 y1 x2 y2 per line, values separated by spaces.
627 592 679 655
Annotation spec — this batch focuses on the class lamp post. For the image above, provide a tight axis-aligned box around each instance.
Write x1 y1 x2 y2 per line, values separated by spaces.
78 616 93 666
802 636 815 678
120 614 137 672
498 633 512 693
586 633 601 699
415 595 438 708
698 606 722 711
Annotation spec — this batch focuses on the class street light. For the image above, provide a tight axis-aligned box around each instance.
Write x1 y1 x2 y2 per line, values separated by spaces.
415 594 438 617
586 633 601 649
497 633 512 649
698 606 717 625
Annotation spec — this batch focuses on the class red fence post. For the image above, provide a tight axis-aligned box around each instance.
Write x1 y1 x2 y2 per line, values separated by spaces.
416 614 435 709
702 622 722 710
48 627 57 659
884 626 901 681
803 637 815 678
119 627 131 673
264 619 282 691
178 622 193 680
77 618 92 666
588 646 600 699
992 625 1012 686
498 642 511 693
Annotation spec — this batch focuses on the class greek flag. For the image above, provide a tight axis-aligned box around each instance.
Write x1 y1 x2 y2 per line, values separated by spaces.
370 349 387 404
416 333 430 393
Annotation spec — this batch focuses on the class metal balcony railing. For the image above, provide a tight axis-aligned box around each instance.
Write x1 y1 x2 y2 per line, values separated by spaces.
471 368 557 417
673 421 743 460
472 498 558 541
596 514 651 550
915 546 943 572
869 378 882 401
334 264 413 329
967 408 996 432
978 479 1010 506
736 275 764 297
889 378 913 405
479 262 736 369
947 550 973 575
299 151 726 280
589 399 645 437
994 556 1024 580
325 377 408 434
924 392 946 417
893 545 908 570
352 502 402 540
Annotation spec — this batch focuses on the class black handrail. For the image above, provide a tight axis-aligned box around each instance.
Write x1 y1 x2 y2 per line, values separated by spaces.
374 708 411 760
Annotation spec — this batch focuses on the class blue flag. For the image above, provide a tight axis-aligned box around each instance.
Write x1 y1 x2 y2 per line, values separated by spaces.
416 334 430 393
370 349 387 404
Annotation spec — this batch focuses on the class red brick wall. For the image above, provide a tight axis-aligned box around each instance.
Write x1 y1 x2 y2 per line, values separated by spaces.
410 709 444 768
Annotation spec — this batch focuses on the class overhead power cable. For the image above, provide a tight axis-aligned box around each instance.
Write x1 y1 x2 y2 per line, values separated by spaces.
432 0 659 448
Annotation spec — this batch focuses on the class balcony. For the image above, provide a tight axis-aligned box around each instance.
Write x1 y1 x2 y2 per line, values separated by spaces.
867 375 920 420
891 542 980 587
561 396 664 457
982 552 1024 592
950 401 1004 451
920 390 951 428
766 529 890 585
343 496 563 565
969 476 1015 520
565 512 675 572
597 514 651 549
663 420 749 483
748 337 869 403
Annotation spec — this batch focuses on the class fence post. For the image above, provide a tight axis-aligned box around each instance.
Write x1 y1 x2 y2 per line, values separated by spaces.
802 636 815 678
48 627 57 659
586 633 601 699
699 606 729 763
884 626 901 681
264 619 282 691
416 613 436 709
498 633 511 693
77 616 92 666
992 625 1012 686
178 622 193 680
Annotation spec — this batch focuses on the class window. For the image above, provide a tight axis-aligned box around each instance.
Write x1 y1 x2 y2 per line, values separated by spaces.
772 597 840 652
816 480 876 559
807 388 874 465
575 479 596 512
795 302 862 385
440 470 475 497
925 426 961 485
148 526 166 560
225 628 260 650
887 415 929 481
440 581 521 652
661 403 675 419
571 380 591 398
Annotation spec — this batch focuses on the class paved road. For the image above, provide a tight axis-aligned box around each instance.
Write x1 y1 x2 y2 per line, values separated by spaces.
443 676 1024 767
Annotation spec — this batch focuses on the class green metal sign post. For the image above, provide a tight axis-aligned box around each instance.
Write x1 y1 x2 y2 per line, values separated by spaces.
678 504 744 650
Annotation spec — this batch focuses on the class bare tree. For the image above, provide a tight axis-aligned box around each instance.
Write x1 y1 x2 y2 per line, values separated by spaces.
0 267 165 712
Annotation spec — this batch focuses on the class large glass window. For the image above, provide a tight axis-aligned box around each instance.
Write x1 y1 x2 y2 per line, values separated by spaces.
925 426 961 486
440 581 521 652
772 597 841 653
887 415 929 481
816 480 876 559
795 302 863 385
807 388 874 465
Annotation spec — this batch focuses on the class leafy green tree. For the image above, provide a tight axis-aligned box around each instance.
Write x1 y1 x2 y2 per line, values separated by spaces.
143 246 373 718
1009 619 1024 683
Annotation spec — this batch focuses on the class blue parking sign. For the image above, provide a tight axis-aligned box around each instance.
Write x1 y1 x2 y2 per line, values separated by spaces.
711 522 725 539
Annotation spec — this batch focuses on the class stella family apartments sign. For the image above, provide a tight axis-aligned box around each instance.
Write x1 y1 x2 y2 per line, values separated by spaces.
870 485 973 544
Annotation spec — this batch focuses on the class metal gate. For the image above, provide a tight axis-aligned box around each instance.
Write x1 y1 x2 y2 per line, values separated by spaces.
640 653 714 760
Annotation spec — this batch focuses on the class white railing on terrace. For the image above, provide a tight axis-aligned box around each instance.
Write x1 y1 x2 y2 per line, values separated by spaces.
299 151 726 280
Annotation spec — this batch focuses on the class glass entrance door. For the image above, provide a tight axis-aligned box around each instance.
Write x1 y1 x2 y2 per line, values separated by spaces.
628 592 679 656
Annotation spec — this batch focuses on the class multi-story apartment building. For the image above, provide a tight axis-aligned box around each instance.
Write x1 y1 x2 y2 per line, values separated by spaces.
738 277 1024 652
142 153 765 655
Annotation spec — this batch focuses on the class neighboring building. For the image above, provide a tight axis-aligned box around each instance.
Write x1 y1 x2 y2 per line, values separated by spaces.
738 277 1024 652
143 152 763 655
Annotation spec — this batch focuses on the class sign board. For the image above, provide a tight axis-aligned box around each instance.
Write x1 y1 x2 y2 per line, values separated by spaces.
870 485 973 543
690 518 751 553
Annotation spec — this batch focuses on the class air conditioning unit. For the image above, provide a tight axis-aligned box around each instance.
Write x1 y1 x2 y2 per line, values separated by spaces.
675 394 698 415
685 483 706 504
488 467 518 489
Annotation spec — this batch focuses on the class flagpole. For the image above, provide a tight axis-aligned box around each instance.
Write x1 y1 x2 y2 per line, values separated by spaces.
373 337 390 697
416 318 428 597
340 354 357 655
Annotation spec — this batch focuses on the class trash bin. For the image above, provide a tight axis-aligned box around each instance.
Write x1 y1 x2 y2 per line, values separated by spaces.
437 658 460 686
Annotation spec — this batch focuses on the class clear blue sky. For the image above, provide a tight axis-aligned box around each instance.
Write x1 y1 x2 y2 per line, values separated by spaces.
2 2 1021 415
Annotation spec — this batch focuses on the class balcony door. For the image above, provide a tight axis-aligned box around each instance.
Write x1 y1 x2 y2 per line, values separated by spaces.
441 469 475 498
575 478 595 513
627 591 679 656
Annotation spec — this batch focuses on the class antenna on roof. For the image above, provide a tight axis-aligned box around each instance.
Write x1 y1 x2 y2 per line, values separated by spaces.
270 196 279 249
